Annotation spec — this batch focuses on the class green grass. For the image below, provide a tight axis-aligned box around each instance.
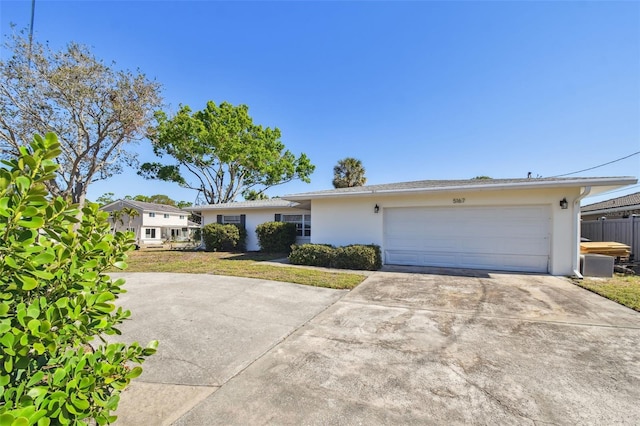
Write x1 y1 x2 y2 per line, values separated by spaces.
115 250 366 290
575 274 640 312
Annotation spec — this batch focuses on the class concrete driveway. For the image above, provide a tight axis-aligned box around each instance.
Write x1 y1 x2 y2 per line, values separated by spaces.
111 270 640 425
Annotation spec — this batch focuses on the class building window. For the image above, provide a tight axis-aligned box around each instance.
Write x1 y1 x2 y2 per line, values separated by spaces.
222 215 242 225
149 212 155 218
179 215 185 220
282 214 311 237
126 227 136 235
164 214 170 218
145 228 156 238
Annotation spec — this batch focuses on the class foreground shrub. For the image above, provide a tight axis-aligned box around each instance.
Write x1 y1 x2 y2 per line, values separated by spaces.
0 133 157 425
333 245 383 270
256 221 297 253
289 244 382 271
289 244 335 267
202 223 246 251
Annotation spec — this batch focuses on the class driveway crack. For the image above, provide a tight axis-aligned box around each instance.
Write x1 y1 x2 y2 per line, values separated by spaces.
447 363 536 424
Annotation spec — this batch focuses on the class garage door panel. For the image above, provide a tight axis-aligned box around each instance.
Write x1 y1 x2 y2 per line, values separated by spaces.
384 206 550 273
459 254 549 272
386 251 458 267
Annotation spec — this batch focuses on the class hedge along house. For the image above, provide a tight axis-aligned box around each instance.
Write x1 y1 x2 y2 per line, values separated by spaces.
281 177 636 275
186 199 312 252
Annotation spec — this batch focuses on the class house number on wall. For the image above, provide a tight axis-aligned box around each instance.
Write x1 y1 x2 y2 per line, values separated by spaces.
453 198 465 204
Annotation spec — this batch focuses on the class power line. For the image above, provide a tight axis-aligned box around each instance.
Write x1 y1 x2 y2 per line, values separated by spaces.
551 151 640 177
28 0 36 68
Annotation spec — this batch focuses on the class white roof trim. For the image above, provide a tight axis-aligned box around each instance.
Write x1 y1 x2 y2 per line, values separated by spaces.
581 205 640 216
184 201 303 212
283 177 638 201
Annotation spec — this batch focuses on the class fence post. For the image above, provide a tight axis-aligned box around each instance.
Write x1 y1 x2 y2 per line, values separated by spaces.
634 215 638 260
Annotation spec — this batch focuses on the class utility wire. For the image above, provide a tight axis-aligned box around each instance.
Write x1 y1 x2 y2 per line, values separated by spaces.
551 151 640 177
28 0 36 68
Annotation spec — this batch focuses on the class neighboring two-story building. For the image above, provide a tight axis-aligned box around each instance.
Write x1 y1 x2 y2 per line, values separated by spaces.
100 200 198 245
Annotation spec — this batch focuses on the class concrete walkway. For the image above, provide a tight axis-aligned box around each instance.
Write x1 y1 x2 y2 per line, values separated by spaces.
111 270 640 425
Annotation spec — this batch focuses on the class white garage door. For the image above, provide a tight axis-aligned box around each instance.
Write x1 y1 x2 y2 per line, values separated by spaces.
384 206 550 273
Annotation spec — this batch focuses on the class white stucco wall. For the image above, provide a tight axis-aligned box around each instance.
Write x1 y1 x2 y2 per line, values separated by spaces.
201 207 311 251
310 187 582 275
142 212 188 228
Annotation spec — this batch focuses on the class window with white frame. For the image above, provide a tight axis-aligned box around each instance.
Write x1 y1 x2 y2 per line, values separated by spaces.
145 228 156 238
222 215 242 225
179 215 185 220
164 214 170 218
282 214 311 237
149 212 155 218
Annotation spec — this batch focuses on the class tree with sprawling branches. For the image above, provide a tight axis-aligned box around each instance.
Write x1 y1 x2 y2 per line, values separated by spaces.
139 101 314 204
0 28 163 207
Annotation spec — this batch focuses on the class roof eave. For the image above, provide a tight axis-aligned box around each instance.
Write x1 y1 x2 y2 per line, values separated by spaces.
184 202 301 212
581 205 640 216
283 177 638 201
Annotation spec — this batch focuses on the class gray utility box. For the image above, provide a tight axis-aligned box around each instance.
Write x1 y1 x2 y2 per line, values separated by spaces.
580 254 614 278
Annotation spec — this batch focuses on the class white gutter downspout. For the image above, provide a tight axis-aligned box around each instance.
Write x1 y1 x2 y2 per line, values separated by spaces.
572 186 592 278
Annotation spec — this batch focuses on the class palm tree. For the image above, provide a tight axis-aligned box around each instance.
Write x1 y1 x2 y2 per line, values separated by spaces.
332 157 367 188
122 207 140 232
109 209 124 235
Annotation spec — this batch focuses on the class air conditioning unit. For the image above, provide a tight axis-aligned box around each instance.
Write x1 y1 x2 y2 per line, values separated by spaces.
580 254 614 278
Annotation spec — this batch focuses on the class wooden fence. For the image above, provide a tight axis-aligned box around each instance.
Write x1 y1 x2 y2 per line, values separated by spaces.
581 216 640 258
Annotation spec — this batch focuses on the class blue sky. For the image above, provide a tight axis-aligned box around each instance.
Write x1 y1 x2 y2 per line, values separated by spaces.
1 0 639 205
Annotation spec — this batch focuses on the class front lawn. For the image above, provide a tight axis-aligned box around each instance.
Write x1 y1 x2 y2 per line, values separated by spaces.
115 250 366 290
575 274 640 312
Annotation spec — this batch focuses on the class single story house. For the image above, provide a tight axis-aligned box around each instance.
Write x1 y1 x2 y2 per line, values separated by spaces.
581 191 640 221
188 199 311 252
101 200 198 245
188 176 636 275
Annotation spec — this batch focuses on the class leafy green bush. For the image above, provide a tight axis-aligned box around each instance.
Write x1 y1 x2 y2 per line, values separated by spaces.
255 222 297 253
201 223 246 252
0 133 157 426
289 244 336 267
333 245 382 270
288 244 382 271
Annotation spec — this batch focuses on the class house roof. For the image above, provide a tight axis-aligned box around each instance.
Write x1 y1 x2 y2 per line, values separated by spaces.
581 191 640 213
184 198 303 212
101 199 188 214
283 176 637 200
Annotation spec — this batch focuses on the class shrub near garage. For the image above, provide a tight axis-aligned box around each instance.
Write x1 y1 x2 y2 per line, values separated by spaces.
0 133 157 426
289 243 382 271
288 244 335 267
255 221 297 253
333 245 382 270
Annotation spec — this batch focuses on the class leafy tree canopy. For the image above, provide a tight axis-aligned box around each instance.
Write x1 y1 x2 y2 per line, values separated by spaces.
333 157 367 188
124 194 188 206
244 189 269 201
0 28 163 207
139 101 315 204
93 193 192 208
96 192 116 206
